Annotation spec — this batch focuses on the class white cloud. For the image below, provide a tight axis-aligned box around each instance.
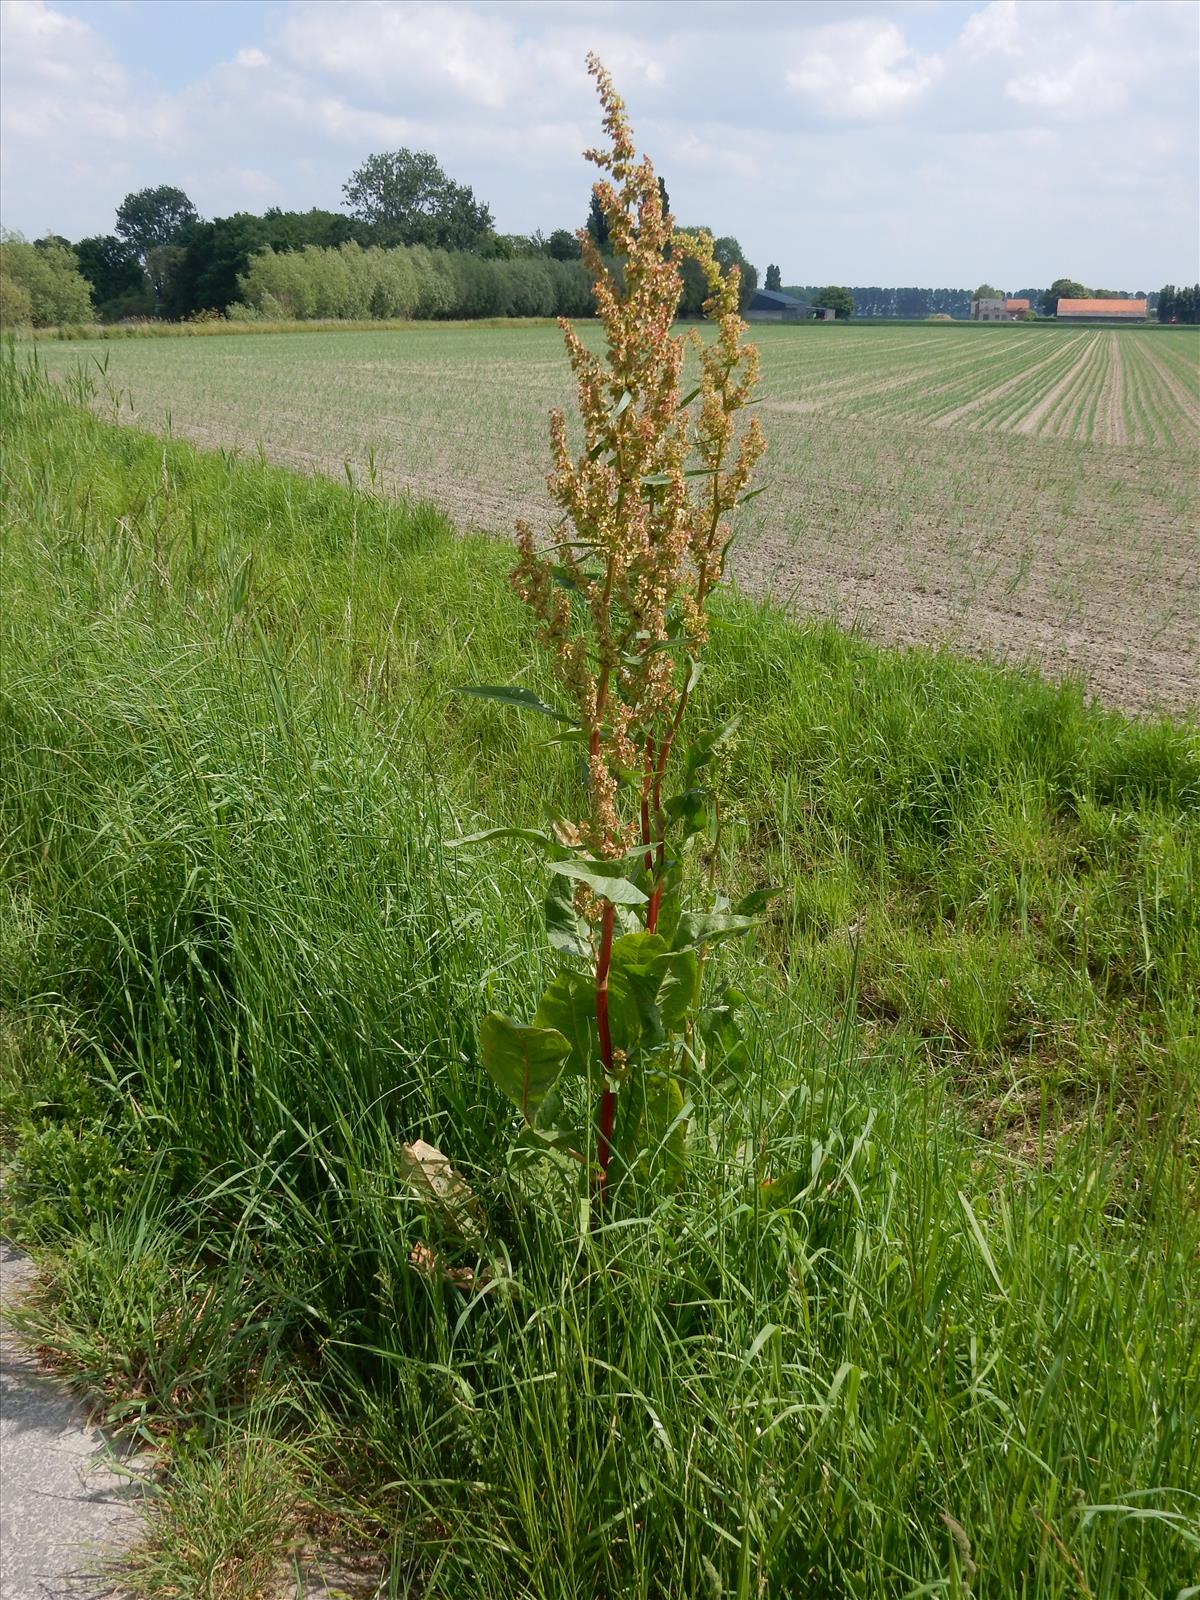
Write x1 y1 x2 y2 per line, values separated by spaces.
959 0 1024 62
0 0 180 153
233 47 270 70
279 1 538 110
786 19 942 119
953 0 1196 122
276 2 667 116
1005 51 1127 116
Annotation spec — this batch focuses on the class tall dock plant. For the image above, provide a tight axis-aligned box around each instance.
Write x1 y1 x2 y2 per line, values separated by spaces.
456 55 768 1209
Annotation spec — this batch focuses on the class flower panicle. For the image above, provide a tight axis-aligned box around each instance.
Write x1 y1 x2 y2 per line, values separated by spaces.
513 56 765 857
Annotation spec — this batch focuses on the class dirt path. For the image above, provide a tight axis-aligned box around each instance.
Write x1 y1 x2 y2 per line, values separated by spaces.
1097 334 1127 446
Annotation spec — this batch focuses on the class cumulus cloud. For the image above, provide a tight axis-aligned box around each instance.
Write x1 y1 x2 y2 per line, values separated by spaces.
279 1 523 109
956 0 1194 121
1 0 137 140
786 19 942 120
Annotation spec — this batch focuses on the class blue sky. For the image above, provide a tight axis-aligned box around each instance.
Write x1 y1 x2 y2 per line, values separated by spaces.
3 0 1197 288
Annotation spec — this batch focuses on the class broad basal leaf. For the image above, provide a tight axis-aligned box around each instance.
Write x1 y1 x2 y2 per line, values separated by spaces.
479 1013 571 1124
673 909 754 950
534 970 598 1079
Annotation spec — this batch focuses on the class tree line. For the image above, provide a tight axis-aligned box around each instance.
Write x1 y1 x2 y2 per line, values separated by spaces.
0 144 1190 329
1156 284 1200 324
236 241 593 322
0 150 761 326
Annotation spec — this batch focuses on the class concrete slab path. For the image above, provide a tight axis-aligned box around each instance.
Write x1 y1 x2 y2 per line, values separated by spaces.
0 1240 146 1599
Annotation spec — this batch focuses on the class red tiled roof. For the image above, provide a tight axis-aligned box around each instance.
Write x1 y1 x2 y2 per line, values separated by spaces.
1056 298 1147 317
1004 298 1030 311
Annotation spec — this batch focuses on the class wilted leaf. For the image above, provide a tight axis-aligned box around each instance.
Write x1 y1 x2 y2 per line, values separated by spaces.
399 1139 484 1244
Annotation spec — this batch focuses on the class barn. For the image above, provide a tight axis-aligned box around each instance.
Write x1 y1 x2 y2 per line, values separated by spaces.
746 288 834 322
1056 297 1148 323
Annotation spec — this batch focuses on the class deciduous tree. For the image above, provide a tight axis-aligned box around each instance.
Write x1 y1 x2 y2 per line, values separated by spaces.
1040 277 1087 316
0 233 93 325
73 235 147 316
115 186 199 260
342 150 493 250
547 228 582 261
812 285 854 319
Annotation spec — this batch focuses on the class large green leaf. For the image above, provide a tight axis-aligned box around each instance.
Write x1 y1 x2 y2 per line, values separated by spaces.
544 873 592 960
453 684 576 724
608 938 668 1055
606 934 698 1052
478 1014 571 1123
643 1070 688 1181
617 1066 688 1185
700 1004 751 1087
673 909 754 950
534 971 598 1079
654 947 700 1031
650 858 685 948
548 857 648 906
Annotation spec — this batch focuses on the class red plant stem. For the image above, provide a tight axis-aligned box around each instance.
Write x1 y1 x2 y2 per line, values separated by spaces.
645 683 693 930
640 737 655 874
594 900 617 1206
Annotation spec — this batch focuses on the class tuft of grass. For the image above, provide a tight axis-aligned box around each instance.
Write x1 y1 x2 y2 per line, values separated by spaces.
123 1428 300 1600
2 352 1198 1597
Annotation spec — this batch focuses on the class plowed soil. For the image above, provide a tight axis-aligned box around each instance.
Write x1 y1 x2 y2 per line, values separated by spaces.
37 322 1200 718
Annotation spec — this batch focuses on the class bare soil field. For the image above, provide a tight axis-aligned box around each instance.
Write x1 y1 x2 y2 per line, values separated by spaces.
36 322 1200 716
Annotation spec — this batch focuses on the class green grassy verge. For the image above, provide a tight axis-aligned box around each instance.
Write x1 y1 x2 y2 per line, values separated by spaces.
2 351 1197 1598
15 314 568 342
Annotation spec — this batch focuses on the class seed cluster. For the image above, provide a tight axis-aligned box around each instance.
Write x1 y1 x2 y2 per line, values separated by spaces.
513 53 766 860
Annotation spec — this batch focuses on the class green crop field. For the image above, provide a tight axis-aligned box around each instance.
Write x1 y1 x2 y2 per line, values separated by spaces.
36 320 1200 717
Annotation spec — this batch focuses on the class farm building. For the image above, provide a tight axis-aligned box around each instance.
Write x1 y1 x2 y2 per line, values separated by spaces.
971 297 1030 321
1056 297 1147 322
747 288 835 322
